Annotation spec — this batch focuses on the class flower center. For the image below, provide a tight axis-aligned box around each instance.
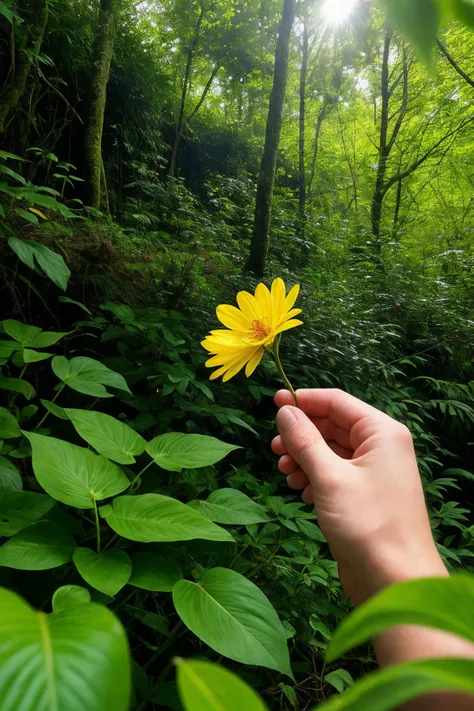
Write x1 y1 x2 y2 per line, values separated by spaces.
248 318 269 343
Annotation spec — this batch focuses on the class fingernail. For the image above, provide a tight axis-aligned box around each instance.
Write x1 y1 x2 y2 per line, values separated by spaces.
278 406 297 430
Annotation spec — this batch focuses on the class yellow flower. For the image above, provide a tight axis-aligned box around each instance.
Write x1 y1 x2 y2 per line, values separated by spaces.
201 278 302 382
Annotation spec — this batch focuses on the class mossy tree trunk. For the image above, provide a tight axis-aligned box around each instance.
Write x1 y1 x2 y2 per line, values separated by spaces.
298 5 308 232
84 0 118 210
0 0 49 134
245 0 296 276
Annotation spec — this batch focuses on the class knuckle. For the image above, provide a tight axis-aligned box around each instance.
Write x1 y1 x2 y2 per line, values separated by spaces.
392 422 412 443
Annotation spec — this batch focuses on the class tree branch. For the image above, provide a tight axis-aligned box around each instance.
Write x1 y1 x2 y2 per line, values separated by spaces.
437 40 474 89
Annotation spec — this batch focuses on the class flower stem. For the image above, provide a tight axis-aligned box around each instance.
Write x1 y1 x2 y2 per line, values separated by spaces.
272 335 297 402
93 498 101 554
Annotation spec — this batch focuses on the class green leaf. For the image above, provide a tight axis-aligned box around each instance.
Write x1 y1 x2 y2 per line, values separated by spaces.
23 349 54 363
379 0 440 64
0 521 75 570
0 376 35 400
27 330 70 348
195 489 270 525
0 3 14 23
129 552 183 592
326 574 474 663
73 548 132 597
0 456 22 490
324 669 354 693
450 0 474 28
8 237 35 270
176 659 268 711
0 164 26 184
102 494 234 543
14 207 38 224
52 584 92 612
315 658 474 711
23 432 130 509
29 242 71 291
65 409 147 464
146 433 240 472
131 610 169 634
52 356 132 398
59 296 92 315
2 319 41 344
296 519 327 542
0 587 130 711
0 340 21 359
0 490 55 536
0 149 22 160
173 568 292 677
40 399 69 420
0 407 21 438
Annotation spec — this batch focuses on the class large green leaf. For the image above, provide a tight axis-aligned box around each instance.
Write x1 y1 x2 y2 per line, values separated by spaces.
22 349 54 363
65 409 146 464
326 574 474 663
451 0 474 28
173 568 292 677
0 587 130 711
2 320 69 348
146 433 240 472
0 456 22 490
7 238 71 291
23 432 130 509
0 490 55 536
52 356 131 398
73 548 132 597
52 585 92 612
0 407 21 438
0 376 35 401
0 340 21 359
101 494 234 543
194 489 270 525
315 658 474 711
0 521 75 570
176 659 268 711
380 0 440 64
129 552 183 591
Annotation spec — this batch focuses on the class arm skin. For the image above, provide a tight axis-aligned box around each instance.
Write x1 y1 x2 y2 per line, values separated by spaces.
272 388 474 711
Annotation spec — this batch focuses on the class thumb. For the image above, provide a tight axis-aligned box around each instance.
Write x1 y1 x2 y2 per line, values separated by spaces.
276 406 337 487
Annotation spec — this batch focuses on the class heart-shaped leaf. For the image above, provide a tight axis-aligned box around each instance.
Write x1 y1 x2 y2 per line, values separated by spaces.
0 376 35 401
52 584 92 612
173 567 292 677
129 552 183 591
2 319 69 348
0 490 55 536
22 349 54 363
146 433 240 472
52 356 131 398
0 587 130 711
195 489 270 525
0 521 75 570
101 494 234 543
73 548 132 597
65 409 146 464
176 659 268 711
23 432 130 509
0 408 21 439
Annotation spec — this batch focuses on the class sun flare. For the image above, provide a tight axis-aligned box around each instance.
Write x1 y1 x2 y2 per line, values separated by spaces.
321 0 358 26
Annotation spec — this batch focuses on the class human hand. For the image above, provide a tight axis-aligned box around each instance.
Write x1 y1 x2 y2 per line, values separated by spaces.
272 389 448 604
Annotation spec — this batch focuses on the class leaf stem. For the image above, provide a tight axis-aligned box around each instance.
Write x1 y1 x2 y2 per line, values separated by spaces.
128 459 154 490
272 335 297 401
93 498 101 553
34 382 66 431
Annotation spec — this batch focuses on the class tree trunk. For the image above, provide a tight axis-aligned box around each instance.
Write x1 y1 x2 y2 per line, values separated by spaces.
370 29 391 243
0 0 49 134
298 6 308 228
84 0 117 209
245 0 296 276
168 6 205 178
307 102 327 199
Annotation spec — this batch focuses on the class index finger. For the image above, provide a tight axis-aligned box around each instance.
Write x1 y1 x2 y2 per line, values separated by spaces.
287 388 393 431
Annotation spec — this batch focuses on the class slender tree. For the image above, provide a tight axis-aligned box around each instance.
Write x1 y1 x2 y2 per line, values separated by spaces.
298 2 309 230
0 0 49 134
84 0 118 210
245 0 296 275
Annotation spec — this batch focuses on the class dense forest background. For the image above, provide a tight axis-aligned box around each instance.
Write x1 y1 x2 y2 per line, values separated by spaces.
0 0 474 709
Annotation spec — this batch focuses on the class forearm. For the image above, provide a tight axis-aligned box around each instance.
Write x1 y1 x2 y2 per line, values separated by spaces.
374 626 474 710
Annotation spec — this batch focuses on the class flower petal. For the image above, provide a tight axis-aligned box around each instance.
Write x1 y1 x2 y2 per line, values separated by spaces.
245 348 264 377
254 283 271 316
275 308 302 327
271 278 286 328
222 353 251 382
275 319 303 335
216 305 250 332
237 291 261 320
283 284 300 315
